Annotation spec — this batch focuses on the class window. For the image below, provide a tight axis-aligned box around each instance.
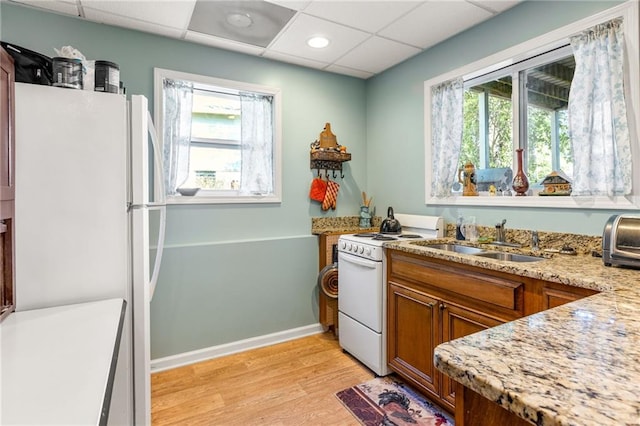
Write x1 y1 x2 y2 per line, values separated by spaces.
190 90 241 191
154 68 282 204
460 47 573 193
425 1 640 209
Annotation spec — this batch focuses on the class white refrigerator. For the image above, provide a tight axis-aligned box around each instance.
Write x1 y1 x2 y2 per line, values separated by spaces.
13 82 166 425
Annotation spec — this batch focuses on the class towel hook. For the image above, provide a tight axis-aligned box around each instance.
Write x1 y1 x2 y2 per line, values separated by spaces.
332 170 337 179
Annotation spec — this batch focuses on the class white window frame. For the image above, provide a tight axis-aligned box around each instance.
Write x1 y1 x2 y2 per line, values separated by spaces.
424 1 640 210
154 68 282 205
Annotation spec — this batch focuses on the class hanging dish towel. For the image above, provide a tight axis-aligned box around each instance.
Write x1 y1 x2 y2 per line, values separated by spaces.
309 177 328 202
322 180 340 210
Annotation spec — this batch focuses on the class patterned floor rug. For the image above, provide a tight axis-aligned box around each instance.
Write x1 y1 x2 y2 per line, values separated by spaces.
336 376 454 426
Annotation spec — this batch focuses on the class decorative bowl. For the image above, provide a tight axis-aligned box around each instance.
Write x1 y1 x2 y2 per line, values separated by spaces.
177 187 200 196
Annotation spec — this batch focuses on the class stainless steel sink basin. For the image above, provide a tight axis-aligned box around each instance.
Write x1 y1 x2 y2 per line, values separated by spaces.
422 244 487 255
417 242 545 263
474 252 544 262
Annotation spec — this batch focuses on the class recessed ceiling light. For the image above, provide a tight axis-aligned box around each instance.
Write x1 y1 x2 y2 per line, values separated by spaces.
226 12 253 28
307 36 330 49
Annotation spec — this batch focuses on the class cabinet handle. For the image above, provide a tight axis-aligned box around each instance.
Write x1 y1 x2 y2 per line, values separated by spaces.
439 303 446 310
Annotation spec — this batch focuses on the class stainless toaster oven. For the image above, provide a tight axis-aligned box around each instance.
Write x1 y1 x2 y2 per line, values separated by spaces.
603 214 640 268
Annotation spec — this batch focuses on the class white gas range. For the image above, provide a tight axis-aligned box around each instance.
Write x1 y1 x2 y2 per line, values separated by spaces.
337 214 444 376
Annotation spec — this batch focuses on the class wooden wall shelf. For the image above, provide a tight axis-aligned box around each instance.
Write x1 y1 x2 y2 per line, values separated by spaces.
310 151 351 177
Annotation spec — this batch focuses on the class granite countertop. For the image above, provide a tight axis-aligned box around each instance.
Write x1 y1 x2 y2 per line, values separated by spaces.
386 237 640 426
311 216 382 234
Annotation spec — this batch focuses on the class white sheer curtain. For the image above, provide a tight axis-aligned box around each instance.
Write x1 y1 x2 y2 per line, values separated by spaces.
162 78 193 195
240 93 274 195
568 18 632 196
431 77 464 198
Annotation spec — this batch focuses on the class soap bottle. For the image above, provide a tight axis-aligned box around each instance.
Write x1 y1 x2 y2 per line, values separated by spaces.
456 215 464 240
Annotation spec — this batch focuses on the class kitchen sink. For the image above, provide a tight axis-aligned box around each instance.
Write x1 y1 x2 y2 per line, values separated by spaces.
421 243 487 255
474 252 544 262
417 242 545 263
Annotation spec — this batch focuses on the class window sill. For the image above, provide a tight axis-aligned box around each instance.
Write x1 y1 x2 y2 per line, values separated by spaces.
426 194 639 210
167 194 281 205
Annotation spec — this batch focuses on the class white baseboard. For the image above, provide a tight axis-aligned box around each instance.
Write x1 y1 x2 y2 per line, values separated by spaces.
150 323 326 373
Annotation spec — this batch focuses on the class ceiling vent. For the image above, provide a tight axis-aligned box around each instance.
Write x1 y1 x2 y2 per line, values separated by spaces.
188 1 296 48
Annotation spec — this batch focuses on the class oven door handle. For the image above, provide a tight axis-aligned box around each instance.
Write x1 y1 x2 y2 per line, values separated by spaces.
339 252 377 269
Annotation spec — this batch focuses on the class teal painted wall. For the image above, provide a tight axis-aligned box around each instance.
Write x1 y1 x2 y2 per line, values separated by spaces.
1 3 367 359
3 1 636 360
365 0 634 236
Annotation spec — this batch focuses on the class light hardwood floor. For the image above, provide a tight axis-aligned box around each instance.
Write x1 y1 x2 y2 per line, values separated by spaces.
151 332 376 425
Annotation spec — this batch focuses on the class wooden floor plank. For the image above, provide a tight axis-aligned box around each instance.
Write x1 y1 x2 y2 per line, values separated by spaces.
151 332 375 425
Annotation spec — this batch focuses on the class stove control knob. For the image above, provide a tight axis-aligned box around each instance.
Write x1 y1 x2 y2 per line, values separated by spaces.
347 243 352 251
340 241 346 250
358 246 364 254
352 245 358 252
365 248 372 256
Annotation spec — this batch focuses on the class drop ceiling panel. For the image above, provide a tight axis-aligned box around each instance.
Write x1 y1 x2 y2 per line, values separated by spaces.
184 31 267 56
469 0 521 13
10 0 79 16
82 7 186 39
335 36 421 74
81 0 196 30
265 0 311 12
379 1 493 49
324 63 374 79
302 1 421 33
269 13 370 63
262 50 329 70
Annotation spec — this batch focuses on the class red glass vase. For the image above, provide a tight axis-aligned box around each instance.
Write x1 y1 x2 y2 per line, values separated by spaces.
512 148 529 196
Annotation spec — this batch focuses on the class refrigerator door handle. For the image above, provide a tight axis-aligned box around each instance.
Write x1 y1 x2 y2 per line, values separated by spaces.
148 204 166 300
145 110 166 300
147 111 166 204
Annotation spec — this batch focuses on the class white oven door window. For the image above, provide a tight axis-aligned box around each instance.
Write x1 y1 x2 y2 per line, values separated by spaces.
338 251 383 333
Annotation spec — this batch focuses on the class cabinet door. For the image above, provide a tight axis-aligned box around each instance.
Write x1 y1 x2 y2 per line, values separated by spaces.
388 281 440 399
0 48 15 202
440 303 504 410
542 283 597 310
0 218 13 320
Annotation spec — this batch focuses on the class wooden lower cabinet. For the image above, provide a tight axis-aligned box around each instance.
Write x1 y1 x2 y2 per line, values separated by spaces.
542 281 598 310
386 248 599 415
440 303 504 409
455 383 531 426
388 282 440 398
388 279 508 412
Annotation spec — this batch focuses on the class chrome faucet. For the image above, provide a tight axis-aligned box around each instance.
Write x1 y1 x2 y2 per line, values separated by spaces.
495 219 507 243
491 219 522 248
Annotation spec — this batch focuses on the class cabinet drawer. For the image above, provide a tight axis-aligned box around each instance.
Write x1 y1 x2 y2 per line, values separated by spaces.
389 252 523 312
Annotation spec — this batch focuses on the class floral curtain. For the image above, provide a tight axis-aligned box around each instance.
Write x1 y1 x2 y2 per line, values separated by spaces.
431 77 464 198
162 78 193 195
568 18 632 196
240 93 274 195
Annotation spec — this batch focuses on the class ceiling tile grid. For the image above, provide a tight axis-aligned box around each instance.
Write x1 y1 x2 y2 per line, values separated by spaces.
6 0 521 79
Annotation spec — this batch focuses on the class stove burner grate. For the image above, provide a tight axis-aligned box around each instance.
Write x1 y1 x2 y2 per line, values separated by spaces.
353 233 377 237
398 234 424 239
